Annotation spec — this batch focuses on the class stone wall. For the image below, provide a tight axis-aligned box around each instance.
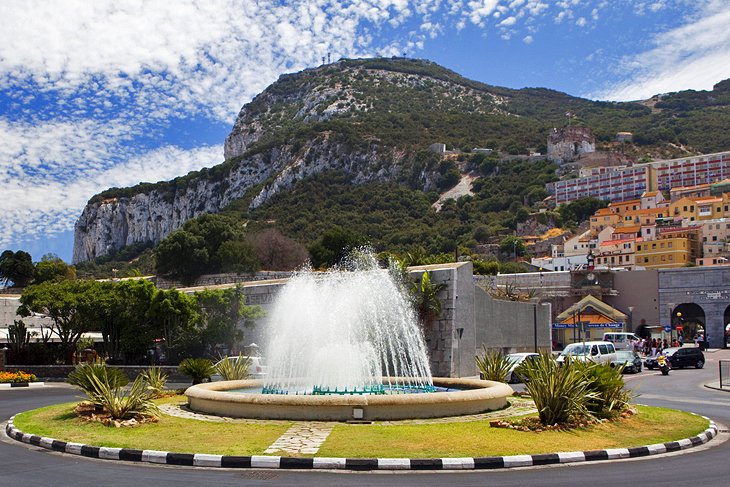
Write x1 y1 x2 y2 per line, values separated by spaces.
474 290 552 353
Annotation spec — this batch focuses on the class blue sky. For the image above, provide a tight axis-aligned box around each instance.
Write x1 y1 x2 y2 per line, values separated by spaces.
1 0 729 263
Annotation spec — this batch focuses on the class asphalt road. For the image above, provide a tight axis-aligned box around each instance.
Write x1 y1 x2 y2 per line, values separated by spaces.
2 351 730 487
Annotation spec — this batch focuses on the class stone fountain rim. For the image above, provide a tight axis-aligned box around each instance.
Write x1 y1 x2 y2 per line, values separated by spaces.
185 377 512 407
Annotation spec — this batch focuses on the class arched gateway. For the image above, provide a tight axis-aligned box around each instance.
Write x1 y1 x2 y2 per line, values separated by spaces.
659 267 730 349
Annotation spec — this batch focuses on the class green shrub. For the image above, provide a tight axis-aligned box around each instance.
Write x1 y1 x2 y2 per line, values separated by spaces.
179 358 215 385
575 361 632 419
86 374 159 420
518 352 597 426
67 363 129 405
214 355 251 381
139 366 169 398
475 349 512 382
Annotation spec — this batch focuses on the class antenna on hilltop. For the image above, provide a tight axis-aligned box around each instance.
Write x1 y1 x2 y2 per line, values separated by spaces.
327 52 331 64
322 56 325 65
403 51 407 58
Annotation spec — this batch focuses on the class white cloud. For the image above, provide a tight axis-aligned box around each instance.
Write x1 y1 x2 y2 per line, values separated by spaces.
523 35 534 44
0 135 223 247
592 2 730 100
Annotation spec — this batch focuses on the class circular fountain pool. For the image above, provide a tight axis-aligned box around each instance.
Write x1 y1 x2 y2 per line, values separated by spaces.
185 377 513 421
185 251 512 421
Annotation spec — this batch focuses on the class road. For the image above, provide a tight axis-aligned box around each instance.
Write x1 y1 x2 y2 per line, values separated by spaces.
2 351 729 487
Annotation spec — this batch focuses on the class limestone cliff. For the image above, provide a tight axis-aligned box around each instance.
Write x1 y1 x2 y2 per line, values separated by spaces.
73 137 407 263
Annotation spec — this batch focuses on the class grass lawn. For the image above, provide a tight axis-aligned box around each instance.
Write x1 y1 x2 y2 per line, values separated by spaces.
12 398 290 456
12 397 709 458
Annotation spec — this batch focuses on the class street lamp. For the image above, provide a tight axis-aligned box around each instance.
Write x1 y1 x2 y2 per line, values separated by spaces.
676 312 683 343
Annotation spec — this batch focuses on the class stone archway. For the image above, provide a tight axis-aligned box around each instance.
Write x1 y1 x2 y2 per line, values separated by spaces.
672 303 706 343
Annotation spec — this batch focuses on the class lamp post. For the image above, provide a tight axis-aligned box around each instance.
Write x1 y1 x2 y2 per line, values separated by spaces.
675 311 683 344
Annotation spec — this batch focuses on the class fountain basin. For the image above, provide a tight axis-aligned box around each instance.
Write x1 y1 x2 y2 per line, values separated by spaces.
185 377 513 421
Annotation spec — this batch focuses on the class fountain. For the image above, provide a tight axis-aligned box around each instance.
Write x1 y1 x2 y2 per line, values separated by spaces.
186 252 512 420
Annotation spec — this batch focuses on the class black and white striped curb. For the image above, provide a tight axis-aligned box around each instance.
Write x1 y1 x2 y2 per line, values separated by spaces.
3 416 718 471
0 382 45 389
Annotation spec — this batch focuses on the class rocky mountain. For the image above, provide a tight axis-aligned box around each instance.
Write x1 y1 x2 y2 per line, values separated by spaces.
73 57 730 263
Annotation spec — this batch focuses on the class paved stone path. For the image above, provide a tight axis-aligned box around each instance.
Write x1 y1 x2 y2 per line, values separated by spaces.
159 397 537 455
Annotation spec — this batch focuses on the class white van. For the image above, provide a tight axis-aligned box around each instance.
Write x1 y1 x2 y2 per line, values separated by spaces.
556 341 617 366
603 332 641 350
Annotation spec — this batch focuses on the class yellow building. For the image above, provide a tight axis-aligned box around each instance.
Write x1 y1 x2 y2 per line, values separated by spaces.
635 228 700 268
620 207 668 227
590 208 620 236
608 198 641 215
669 193 730 222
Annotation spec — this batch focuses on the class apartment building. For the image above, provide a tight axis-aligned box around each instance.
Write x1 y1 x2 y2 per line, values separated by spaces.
634 227 701 269
594 237 639 269
547 151 730 205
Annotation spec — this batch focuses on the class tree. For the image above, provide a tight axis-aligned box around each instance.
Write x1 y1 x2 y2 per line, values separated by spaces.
17 280 100 363
0 250 35 287
155 230 209 284
499 235 526 257
249 229 308 270
194 285 263 353
34 253 76 284
410 271 447 328
309 227 366 268
217 240 259 274
559 197 607 226
149 288 201 362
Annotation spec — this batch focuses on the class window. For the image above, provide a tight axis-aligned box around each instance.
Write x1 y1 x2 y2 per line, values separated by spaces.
644 257 649 263
668 242 672 248
669 255 674 261
691 206 695 212
683 206 688 211
713 236 718 241
598 344 609 354
660 242 665 248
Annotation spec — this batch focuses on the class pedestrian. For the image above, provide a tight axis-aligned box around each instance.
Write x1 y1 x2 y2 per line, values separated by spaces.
678 335 684 346
663 338 668 349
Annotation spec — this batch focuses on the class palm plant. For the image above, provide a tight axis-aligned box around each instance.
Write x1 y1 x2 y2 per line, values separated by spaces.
575 361 632 419
86 374 160 420
67 363 129 406
518 351 597 426
179 358 215 385
474 348 513 382
411 271 447 326
140 366 169 398
214 355 251 381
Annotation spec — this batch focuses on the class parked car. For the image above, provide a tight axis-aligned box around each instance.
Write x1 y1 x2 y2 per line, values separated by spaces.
211 356 267 381
612 350 642 373
505 353 539 383
645 347 705 370
556 341 617 366
603 332 641 351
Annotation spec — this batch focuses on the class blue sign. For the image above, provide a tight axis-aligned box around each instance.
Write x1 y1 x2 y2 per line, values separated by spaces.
552 322 624 329
664 324 672 333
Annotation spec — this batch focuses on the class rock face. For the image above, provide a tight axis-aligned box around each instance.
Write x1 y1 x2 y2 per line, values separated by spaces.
72 138 406 263
71 58 511 263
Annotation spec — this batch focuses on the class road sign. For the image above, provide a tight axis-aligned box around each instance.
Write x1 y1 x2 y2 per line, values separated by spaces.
664 324 671 333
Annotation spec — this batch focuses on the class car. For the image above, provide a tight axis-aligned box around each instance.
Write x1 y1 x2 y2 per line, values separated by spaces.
556 341 617 366
211 356 267 381
664 347 705 369
612 350 642 373
645 346 705 370
504 353 539 383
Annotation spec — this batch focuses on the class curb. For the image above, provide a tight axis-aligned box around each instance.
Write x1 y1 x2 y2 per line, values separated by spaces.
3 416 719 471
0 382 45 389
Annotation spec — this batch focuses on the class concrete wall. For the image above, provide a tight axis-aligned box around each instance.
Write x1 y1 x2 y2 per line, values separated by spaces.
474 289 552 354
607 270 660 332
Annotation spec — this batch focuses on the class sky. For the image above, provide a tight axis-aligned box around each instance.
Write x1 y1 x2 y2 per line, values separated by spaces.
1 0 729 263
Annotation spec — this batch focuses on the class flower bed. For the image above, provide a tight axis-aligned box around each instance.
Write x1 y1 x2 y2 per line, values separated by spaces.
0 371 38 384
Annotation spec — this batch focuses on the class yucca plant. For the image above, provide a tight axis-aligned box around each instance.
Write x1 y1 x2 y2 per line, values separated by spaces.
140 366 169 398
179 358 214 385
575 361 632 419
214 355 251 381
67 363 129 406
475 348 513 382
86 374 160 420
518 351 598 426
